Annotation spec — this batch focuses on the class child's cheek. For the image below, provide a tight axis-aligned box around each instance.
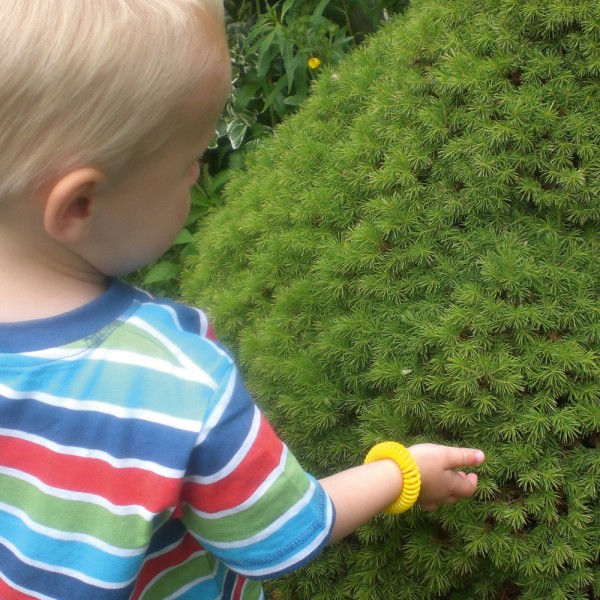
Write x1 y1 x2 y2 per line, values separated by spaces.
188 161 201 187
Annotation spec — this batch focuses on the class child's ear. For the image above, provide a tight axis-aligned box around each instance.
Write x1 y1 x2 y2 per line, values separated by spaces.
43 168 105 243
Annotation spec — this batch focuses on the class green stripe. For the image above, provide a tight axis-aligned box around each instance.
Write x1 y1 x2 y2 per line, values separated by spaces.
98 322 179 361
60 320 190 366
184 451 312 543
0 473 164 549
141 551 215 600
239 579 264 600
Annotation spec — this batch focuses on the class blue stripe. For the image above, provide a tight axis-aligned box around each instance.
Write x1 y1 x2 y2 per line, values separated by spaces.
0 511 142 584
0 542 135 600
0 394 197 468
144 518 187 555
221 569 238 597
204 482 334 578
18 359 219 418
189 371 255 476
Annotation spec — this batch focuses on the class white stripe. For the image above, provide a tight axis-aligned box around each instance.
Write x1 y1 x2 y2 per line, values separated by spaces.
21 347 86 360
22 340 217 389
72 346 217 389
0 429 183 479
157 304 231 360
152 302 210 338
195 367 236 446
197 477 318 550
0 383 200 432
187 446 289 520
133 292 211 341
235 498 334 578
191 405 262 486
195 308 210 339
176 304 210 340
0 571 55 600
134 286 154 300
0 467 162 521
142 535 185 563
157 303 184 330
0 502 145 558
0 536 136 590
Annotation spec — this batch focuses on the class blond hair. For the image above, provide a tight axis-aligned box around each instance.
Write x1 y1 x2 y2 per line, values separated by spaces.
0 0 226 202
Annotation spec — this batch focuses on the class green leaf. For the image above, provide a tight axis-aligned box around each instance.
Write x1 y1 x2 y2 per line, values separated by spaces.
280 0 297 23
143 261 179 284
173 229 193 245
312 0 331 19
283 94 307 106
255 30 277 78
209 168 231 192
282 42 296 92
263 76 288 111
227 121 248 149
234 83 262 110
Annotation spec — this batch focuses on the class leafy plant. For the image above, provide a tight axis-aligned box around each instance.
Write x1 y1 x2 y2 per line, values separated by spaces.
210 0 408 173
183 0 600 597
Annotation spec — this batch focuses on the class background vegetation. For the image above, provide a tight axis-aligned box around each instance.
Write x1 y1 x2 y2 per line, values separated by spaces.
182 0 600 597
133 0 408 295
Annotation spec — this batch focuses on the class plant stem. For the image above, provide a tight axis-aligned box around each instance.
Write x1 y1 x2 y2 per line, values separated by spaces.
342 0 356 43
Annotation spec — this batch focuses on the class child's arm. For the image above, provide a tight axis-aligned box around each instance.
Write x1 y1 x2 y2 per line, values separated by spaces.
319 443 485 543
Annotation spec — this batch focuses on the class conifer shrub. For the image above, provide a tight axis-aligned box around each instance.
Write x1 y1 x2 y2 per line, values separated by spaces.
182 0 600 597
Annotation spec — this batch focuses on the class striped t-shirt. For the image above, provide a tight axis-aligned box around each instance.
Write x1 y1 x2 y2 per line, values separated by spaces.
0 280 335 599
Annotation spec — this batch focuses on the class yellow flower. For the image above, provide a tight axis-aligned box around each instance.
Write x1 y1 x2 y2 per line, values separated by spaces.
308 57 321 70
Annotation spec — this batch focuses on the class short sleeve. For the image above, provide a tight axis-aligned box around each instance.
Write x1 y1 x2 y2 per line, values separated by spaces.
179 360 335 579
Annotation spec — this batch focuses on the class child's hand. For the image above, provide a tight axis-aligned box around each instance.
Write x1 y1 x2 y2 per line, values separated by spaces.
407 443 485 511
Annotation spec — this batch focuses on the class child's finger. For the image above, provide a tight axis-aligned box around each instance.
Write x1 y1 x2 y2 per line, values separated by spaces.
452 472 479 497
445 447 485 469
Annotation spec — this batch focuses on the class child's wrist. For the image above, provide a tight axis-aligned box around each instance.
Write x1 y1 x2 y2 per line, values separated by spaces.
364 442 421 514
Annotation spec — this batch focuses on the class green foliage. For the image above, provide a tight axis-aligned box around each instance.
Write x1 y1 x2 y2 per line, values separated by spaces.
183 0 600 597
212 0 409 171
133 0 406 296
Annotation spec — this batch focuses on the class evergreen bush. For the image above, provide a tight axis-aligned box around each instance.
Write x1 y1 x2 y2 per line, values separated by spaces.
182 0 600 597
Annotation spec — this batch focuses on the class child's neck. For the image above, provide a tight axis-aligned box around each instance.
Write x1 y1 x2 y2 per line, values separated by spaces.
0 236 108 323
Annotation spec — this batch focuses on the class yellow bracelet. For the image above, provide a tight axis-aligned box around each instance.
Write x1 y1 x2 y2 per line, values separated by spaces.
364 442 421 514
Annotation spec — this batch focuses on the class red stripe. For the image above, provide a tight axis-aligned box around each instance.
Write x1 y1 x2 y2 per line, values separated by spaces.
206 323 217 341
1 435 180 511
0 576 36 599
181 415 284 513
130 533 203 599
232 575 247 600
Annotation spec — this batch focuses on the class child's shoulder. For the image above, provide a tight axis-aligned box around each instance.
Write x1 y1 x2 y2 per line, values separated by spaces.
130 284 217 342
117 282 233 380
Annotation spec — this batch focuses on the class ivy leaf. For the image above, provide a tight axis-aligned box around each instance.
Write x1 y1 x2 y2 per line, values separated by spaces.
227 121 248 149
